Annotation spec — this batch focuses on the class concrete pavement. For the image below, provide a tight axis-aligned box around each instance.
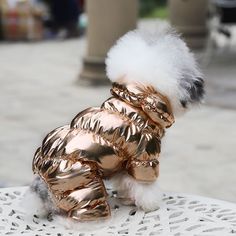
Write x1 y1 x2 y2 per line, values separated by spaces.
0 20 236 203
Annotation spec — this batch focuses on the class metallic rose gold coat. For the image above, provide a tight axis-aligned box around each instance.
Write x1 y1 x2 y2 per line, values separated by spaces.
32 82 174 221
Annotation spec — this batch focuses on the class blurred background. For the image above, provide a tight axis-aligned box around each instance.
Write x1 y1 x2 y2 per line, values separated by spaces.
0 0 235 202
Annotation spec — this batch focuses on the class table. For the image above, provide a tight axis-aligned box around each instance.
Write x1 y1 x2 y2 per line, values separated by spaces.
0 187 236 235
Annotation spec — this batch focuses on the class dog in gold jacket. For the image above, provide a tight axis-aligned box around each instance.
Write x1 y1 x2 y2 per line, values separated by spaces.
30 29 204 221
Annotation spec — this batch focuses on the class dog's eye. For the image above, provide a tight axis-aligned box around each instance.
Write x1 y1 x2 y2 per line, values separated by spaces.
180 100 187 108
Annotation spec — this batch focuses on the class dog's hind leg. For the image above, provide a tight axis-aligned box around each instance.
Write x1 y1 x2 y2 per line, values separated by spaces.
66 176 111 221
39 158 111 221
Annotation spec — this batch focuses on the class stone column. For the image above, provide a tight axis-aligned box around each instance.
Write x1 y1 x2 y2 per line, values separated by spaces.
79 0 138 85
169 0 209 49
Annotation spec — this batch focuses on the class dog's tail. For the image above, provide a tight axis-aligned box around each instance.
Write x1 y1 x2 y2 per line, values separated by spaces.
21 176 57 217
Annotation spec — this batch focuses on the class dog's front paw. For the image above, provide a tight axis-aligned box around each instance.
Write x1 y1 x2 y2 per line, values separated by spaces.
134 190 162 212
112 173 163 212
111 173 135 206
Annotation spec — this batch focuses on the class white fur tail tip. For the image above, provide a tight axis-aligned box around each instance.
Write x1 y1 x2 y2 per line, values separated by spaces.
20 187 48 218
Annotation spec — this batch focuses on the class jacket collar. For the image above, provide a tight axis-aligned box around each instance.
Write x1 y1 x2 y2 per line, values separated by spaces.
111 82 175 128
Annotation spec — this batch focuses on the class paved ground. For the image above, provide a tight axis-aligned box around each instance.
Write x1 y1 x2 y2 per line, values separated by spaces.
0 20 236 203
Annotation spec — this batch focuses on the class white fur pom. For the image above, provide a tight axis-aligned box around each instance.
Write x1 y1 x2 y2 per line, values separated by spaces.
112 173 163 212
105 29 202 115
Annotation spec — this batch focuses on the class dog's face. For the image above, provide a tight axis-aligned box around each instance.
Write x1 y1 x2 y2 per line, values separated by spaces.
180 77 205 108
173 76 205 116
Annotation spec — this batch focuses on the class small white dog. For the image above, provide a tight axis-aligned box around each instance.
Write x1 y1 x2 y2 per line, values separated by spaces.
107 29 204 213
27 27 204 222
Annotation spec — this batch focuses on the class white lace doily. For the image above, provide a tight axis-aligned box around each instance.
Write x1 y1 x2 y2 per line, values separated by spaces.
0 187 236 236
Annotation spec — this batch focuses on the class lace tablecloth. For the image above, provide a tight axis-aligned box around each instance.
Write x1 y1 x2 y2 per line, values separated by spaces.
0 186 236 236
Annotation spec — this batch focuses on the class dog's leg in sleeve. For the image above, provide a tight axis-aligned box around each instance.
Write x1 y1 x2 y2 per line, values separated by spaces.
35 155 111 221
126 134 161 183
114 134 162 211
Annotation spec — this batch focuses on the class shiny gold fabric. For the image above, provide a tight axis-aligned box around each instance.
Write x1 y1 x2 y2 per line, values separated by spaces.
32 82 175 221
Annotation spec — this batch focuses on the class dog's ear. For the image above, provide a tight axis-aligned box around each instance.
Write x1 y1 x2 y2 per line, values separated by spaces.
179 76 205 108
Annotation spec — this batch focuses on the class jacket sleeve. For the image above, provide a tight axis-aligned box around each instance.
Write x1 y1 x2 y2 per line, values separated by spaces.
126 133 161 182
126 158 159 182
